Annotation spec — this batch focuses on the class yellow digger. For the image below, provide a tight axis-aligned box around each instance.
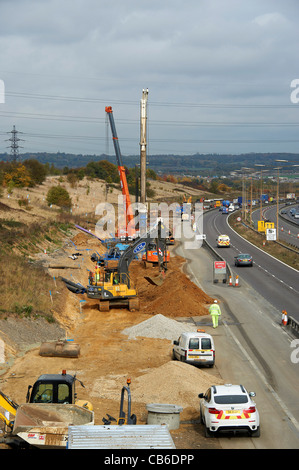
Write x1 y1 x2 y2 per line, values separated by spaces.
87 264 140 312
86 221 168 311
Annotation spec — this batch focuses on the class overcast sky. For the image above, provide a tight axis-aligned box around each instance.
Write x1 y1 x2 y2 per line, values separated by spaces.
0 0 299 159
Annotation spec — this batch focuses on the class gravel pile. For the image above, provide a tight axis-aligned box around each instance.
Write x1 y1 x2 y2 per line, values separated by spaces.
91 361 224 409
122 314 198 341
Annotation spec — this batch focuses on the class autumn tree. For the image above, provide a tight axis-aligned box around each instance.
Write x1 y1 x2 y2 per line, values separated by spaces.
46 185 72 209
3 164 32 189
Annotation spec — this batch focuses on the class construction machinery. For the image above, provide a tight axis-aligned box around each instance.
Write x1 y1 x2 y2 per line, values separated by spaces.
26 370 93 411
102 378 136 426
0 371 93 448
105 106 135 239
86 221 168 311
142 242 170 267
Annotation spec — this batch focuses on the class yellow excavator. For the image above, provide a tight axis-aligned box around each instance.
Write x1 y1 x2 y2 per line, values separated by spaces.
0 390 18 429
86 221 168 311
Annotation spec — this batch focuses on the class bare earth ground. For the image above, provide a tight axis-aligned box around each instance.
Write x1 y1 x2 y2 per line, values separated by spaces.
0 176 223 449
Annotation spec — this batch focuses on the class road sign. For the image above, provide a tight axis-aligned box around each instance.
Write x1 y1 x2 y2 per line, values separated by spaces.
266 228 276 241
213 260 227 283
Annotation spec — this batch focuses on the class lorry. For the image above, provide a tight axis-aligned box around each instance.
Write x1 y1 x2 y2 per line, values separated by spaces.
172 330 215 367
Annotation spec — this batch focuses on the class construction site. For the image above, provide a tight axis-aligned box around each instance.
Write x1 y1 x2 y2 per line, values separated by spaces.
0 106 226 450
0 191 224 449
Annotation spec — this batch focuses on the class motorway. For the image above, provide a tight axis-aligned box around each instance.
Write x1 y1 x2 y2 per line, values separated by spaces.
204 209 299 321
175 212 299 449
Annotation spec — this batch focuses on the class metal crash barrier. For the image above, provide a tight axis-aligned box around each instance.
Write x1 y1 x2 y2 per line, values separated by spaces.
287 316 299 338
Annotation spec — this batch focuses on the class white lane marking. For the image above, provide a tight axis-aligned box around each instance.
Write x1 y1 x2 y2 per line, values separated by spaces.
222 319 299 434
222 215 299 295
182 238 299 436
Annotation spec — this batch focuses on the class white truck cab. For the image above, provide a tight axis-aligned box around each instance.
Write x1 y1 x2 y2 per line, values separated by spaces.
172 330 215 367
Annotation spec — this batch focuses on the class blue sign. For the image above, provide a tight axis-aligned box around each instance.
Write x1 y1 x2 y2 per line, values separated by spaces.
133 242 146 254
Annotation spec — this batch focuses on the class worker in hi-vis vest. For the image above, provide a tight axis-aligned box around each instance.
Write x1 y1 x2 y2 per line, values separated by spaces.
209 300 222 328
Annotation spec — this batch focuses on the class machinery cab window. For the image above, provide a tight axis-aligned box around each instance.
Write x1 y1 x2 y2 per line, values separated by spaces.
31 383 54 403
58 383 71 403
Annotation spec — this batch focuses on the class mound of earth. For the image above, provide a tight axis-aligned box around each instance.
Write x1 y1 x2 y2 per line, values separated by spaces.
130 255 214 317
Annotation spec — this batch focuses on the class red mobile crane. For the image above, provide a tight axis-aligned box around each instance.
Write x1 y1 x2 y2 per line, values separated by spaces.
105 106 135 238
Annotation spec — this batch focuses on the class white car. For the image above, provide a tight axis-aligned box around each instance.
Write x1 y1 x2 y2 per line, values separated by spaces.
198 384 260 437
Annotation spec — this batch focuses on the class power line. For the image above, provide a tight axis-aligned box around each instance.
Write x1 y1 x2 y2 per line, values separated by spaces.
5 125 24 161
5 90 299 109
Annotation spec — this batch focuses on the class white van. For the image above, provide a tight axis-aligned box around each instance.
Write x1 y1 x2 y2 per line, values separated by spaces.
172 330 215 367
217 234 230 247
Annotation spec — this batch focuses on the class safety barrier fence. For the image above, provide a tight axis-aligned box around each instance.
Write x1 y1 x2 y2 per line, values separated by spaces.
287 316 299 338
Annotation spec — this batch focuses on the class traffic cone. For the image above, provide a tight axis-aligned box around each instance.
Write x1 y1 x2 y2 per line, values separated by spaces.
234 275 240 287
281 310 288 326
228 276 233 286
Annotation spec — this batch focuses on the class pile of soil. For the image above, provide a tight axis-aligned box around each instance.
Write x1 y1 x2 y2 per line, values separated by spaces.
131 255 214 317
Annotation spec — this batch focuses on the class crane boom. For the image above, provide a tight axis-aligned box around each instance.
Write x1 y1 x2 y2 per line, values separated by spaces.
105 106 134 237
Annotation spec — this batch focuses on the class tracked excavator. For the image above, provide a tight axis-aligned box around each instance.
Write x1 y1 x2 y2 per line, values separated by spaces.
86 221 168 311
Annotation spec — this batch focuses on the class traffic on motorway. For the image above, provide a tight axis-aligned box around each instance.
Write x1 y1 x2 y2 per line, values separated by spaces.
201 206 299 322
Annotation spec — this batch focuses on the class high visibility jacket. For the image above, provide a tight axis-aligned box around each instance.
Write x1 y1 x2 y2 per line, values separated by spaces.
209 304 221 316
95 268 101 282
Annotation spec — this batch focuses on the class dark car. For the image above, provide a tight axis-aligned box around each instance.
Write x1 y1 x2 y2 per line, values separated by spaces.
234 253 253 267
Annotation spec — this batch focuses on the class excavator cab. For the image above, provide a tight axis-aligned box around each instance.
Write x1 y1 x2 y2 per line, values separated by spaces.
26 370 93 410
27 372 75 404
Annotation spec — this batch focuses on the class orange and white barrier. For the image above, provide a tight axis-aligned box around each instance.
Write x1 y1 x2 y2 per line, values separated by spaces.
234 275 240 287
282 310 288 326
228 276 233 286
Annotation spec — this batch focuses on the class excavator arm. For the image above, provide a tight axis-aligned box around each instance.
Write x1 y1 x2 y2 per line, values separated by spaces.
0 390 18 428
117 221 167 285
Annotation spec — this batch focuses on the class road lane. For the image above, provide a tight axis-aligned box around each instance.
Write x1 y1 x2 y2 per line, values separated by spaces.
175 229 299 449
202 209 299 322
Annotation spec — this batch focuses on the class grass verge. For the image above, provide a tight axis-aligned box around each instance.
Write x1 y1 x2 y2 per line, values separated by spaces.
229 211 299 271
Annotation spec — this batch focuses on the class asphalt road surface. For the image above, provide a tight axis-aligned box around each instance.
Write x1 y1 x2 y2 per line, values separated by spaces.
203 209 299 322
174 214 299 449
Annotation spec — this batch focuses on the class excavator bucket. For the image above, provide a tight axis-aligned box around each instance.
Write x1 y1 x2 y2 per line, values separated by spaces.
128 298 140 312
144 272 165 286
39 340 80 358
